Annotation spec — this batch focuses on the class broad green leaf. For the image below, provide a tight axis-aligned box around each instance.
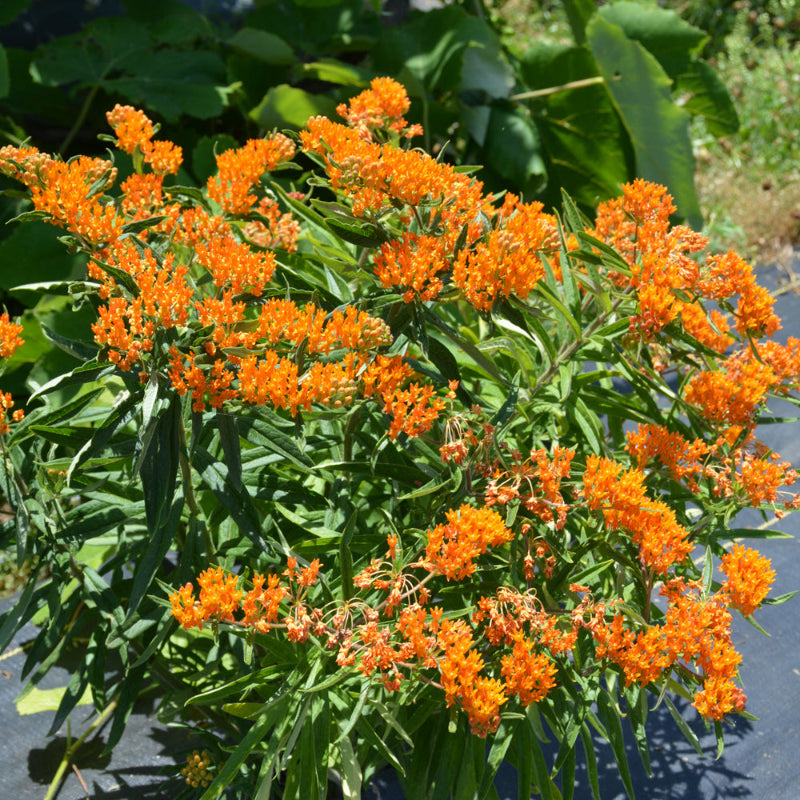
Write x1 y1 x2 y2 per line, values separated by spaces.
586 15 702 229
373 5 488 94
562 0 596 45
484 104 545 188
520 43 631 210
250 84 337 129
300 59 370 87
30 17 153 86
104 50 227 121
228 28 295 65
676 60 739 137
16 684 92 715
0 45 8 98
0 0 31 26
598 2 707 79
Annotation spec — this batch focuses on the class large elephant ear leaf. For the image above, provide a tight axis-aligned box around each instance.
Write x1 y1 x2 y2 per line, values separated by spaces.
598 1 707 80
519 42 632 210
676 60 739 137
586 15 702 229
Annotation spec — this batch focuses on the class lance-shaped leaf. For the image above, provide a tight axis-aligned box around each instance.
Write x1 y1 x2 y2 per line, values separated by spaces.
586 15 702 229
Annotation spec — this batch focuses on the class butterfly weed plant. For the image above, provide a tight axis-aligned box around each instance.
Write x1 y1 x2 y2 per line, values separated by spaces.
0 78 798 799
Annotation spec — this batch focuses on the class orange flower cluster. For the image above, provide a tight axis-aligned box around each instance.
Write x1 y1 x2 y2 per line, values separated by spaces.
0 312 24 360
485 446 575 529
171 508 583 737
302 116 559 310
1 104 452 440
684 358 778 427
582 455 694 573
423 504 514 580
336 77 423 141
719 544 776 617
0 312 25 434
626 423 710 490
90 243 193 370
106 105 183 175
594 575 757 719
592 179 782 349
207 134 295 215
242 196 300 252
0 391 24 435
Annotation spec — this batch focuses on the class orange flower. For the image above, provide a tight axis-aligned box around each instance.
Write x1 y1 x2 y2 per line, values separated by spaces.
424 504 513 580
625 423 709 489
336 76 423 140
30 156 121 246
583 455 694 573
719 544 775 616
207 134 295 215
243 196 300 252
106 104 154 153
684 358 776 427
0 313 24 360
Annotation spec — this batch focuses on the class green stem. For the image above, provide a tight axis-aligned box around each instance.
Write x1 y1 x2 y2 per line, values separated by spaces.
59 84 100 155
43 698 118 800
530 291 629 397
178 414 201 518
510 76 608 102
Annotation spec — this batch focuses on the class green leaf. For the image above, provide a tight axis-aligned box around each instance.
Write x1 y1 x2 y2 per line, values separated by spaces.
199 706 284 800
598 2 707 79
586 15 702 228
520 44 631 210
579 723 601 800
625 684 652 776
484 104 545 188
0 0 31 26
324 216 389 248
562 0 596 45
40 322 98 362
28 362 112 404
194 446 270 551
338 735 362 800
228 28 295 65
762 590 798 606
478 720 515 799
712 527 794 541
104 50 227 121
235 415 312 469
663 696 703 756
250 84 338 129
0 575 40 653
16 684 92 716
597 691 636 800
0 45 9 99
300 60 370 87
676 60 739 137
374 5 499 94
30 17 153 87
104 664 145 753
